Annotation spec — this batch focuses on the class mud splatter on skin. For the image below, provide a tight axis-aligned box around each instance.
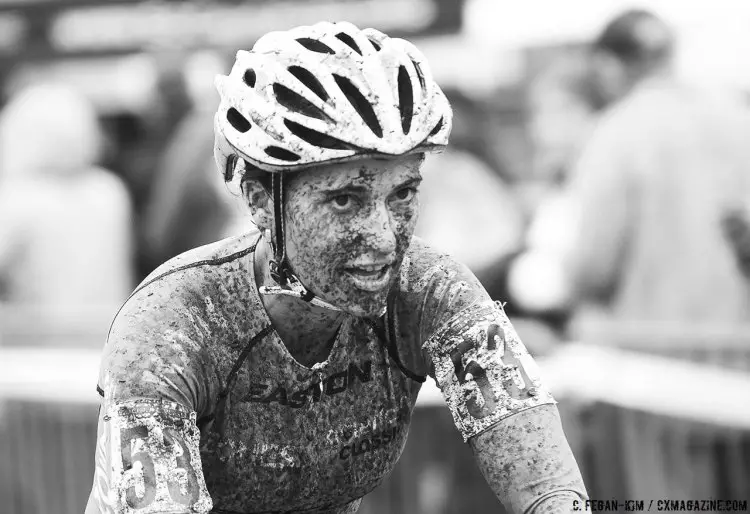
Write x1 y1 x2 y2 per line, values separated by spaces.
469 404 587 513
282 155 423 318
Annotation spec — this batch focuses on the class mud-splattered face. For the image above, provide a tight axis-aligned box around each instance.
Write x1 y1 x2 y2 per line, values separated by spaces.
284 155 423 318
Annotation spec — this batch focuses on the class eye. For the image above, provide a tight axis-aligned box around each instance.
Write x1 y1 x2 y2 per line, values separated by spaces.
330 194 354 210
391 187 417 203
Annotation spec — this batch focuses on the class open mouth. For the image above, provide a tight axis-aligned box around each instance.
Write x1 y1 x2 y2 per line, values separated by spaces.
343 264 392 292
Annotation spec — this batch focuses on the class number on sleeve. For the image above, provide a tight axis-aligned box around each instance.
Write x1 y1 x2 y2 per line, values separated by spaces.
450 323 504 418
165 428 200 505
119 425 201 509
120 426 157 508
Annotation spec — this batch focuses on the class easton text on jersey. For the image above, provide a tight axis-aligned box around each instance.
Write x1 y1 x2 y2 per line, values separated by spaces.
241 360 373 407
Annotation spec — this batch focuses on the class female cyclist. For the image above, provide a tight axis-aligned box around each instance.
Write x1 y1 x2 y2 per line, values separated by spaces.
86 21 587 514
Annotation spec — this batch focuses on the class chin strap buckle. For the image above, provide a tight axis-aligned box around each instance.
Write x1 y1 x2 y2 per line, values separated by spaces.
268 259 287 286
260 268 343 312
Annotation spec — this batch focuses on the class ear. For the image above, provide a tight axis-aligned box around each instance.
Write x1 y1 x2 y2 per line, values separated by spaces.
241 179 274 232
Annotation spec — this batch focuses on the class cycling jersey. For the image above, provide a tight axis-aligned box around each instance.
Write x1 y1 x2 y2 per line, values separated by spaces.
89 231 555 514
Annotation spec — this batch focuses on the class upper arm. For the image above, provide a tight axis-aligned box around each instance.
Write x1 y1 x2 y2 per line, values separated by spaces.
398 242 555 443
423 298 556 443
413 258 583 510
86 395 212 514
88 293 219 513
405 246 555 441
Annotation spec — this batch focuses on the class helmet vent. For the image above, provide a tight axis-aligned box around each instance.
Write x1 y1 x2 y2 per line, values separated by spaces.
296 38 335 54
288 66 329 102
273 83 330 122
335 32 362 55
397 65 414 134
411 60 426 91
333 74 383 138
227 108 251 133
265 146 301 162
284 119 359 151
368 38 381 51
243 69 256 87
429 117 444 136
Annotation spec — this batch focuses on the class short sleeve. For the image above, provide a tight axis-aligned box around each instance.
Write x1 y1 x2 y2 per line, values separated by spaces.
423 300 556 442
98 286 220 417
398 240 556 442
90 287 219 513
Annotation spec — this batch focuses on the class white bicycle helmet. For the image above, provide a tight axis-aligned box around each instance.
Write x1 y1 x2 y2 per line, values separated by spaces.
214 21 452 177
213 21 453 311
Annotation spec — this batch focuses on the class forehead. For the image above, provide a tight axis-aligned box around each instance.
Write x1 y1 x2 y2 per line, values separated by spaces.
289 155 424 191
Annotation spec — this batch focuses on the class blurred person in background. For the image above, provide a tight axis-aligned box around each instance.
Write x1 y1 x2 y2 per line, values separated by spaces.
526 57 597 193
415 88 524 308
415 90 561 357
0 82 134 317
102 51 193 280
509 9 750 338
142 50 247 272
506 57 598 335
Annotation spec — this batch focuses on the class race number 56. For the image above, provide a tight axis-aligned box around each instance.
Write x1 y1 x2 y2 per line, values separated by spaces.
120 425 199 509
450 323 536 419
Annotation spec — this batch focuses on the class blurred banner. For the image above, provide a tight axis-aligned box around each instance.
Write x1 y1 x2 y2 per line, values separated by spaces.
0 0 464 63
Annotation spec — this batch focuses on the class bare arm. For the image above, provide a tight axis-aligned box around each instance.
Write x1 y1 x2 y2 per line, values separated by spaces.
469 404 587 513
412 250 588 512
422 298 587 513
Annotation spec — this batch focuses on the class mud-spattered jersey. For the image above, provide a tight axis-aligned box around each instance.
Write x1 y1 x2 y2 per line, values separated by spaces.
90 231 554 514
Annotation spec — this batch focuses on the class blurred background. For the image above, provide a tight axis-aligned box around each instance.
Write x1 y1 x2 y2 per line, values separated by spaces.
1 0 750 512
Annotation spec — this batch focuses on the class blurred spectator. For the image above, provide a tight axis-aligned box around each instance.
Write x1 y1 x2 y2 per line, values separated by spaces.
142 50 249 270
415 89 524 303
507 57 599 320
527 56 597 188
509 9 750 336
0 83 133 311
416 89 571 355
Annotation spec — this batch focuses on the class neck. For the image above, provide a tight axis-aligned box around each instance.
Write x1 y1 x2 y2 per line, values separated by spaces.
253 235 345 361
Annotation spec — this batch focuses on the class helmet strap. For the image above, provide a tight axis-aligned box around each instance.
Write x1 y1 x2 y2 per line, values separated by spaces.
262 172 343 312
270 172 291 286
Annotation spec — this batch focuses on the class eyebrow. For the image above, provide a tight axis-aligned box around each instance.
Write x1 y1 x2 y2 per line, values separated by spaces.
321 177 422 196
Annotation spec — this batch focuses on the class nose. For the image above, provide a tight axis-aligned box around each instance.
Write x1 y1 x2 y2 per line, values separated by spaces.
360 202 397 255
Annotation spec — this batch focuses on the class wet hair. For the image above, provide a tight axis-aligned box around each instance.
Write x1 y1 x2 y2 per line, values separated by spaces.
238 154 426 194
593 9 674 67
240 160 273 192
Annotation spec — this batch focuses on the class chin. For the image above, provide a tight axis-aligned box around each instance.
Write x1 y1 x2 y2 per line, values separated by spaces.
331 289 389 319
344 303 386 319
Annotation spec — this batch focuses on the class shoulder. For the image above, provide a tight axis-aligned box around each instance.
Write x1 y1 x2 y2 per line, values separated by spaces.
139 230 261 288
101 232 262 404
399 236 483 295
109 230 261 346
587 83 674 145
394 237 491 339
598 83 708 142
